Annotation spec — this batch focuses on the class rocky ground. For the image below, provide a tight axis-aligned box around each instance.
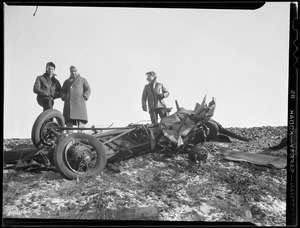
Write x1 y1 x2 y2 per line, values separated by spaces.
2 126 287 226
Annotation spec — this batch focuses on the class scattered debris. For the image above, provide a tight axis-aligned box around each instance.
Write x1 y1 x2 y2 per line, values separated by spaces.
268 137 287 150
2 125 287 225
223 150 287 169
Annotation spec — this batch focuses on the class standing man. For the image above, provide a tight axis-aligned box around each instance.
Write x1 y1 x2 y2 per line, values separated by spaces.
61 65 91 133
33 62 61 111
142 71 170 124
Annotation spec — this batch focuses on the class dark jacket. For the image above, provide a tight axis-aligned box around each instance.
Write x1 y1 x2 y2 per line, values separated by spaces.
61 75 91 124
33 73 61 103
142 81 169 111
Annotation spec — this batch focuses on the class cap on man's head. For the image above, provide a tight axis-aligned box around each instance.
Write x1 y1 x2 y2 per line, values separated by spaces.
46 62 56 69
146 71 156 77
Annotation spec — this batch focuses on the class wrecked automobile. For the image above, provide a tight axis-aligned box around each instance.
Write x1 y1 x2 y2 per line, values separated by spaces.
5 95 251 180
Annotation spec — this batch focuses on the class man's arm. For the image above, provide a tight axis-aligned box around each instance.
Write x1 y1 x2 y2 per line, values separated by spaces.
33 77 49 96
141 86 148 111
161 84 170 98
52 80 62 99
82 78 91 100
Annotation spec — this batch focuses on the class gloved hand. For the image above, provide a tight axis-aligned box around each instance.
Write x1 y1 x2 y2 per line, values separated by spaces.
157 94 164 100
142 105 147 112
50 86 56 97
83 95 88 101
41 91 50 97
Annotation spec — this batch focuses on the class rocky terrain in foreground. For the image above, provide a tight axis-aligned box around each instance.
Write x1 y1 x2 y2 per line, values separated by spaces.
3 126 288 226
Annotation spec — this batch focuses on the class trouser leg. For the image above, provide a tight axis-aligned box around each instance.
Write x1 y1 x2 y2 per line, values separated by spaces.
38 97 54 111
66 120 84 134
149 110 158 124
157 108 167 120
153 108 167 124
66 121 74 134
76 121 84 133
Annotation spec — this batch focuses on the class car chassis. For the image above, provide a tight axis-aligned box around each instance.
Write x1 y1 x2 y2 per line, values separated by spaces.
30 96 249 180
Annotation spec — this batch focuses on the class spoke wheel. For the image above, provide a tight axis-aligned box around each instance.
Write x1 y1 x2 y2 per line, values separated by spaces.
31 109 65 148
54 133 107 180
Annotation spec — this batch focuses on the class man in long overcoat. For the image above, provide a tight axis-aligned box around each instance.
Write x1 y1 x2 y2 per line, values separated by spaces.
61 66 91 132
142 71 170 124
33 62 61 111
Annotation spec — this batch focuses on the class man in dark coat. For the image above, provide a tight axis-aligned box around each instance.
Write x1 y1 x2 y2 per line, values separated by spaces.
142 71 170 124
61 66 91 133
33 62 61 111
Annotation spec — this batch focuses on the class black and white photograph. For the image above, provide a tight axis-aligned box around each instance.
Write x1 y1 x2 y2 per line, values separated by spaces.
3 2 297 226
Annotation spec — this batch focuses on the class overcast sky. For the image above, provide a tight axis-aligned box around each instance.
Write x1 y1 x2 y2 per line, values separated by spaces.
4 2 291 138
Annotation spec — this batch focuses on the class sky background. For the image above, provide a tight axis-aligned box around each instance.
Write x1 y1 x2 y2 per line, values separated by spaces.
4 2 291 139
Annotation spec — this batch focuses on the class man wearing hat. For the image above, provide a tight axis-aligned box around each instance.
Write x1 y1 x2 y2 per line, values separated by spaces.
33 62 61 111
60 65 91 133
142 71 170 124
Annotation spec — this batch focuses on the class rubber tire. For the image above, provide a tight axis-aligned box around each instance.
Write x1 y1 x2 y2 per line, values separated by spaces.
54 133 107 180
205 121 219 141
31 109 65 149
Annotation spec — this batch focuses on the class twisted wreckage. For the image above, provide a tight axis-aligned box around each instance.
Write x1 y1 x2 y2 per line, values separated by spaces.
4 95 287 180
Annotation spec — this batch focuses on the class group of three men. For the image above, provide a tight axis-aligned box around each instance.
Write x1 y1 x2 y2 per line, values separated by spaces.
33 62 170 130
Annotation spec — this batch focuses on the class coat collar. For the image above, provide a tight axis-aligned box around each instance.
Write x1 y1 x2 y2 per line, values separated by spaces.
149 81 158 89
42 73 57 83
43 72 57 77
69 75 80 80
68 75 80 86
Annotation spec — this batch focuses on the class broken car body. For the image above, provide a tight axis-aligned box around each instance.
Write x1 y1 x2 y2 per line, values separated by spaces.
4 95 256 180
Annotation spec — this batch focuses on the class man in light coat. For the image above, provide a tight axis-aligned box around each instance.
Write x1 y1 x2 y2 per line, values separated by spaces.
142 71 170 124
61 66 91 133
33 62 61 111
